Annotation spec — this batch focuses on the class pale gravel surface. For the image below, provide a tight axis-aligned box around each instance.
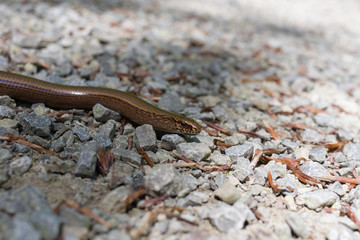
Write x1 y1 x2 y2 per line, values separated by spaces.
1 1 360 240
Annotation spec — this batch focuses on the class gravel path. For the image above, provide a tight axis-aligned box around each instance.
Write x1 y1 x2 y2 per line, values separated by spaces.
1 0 360 239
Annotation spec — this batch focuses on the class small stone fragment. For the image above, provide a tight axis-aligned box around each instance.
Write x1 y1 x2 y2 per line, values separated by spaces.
309 146 327 163
75 141 99 178
111 148 142 167
93 103 121 122
3 217 41 240
208 204 247 232
19 113 53 138
328 181 346 196
74 127 91 142
0 105 15 119
232 157 253 182
301 129 324 143
296 190 338 210
108 161 134 189
0 148 13 164
51 130 75 152
285 212 310 239
145 164 187 196
0 95 16 108
93 134 112 148
158 91 183 112
299 161 331 179
176 143 211 162
135 124 156 151
214 182 241 204
30 210 61 240
9 156 32 176
160 134 185 150
343 142 360 160
225 144 254 159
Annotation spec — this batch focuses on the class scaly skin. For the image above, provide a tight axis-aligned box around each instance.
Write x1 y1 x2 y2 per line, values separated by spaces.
0 71 201 135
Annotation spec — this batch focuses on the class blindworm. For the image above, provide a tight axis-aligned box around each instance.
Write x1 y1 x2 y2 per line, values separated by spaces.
0 71 201 135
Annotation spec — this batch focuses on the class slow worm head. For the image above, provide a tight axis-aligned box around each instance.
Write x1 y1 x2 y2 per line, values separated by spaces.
0 71 201 135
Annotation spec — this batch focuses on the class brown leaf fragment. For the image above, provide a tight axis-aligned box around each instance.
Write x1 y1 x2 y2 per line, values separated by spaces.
1 133 62 159
96 147 114 176
262 89 283 102
294 105 326 114
315 140 351 152
53 200 110 228
214 140 233 148
204 121 231 135
173 152 231 172
204 128 219 136
315 175 360 185
138 147 154 167
238 130 268 140
281 123 315 130
263 120 279 140
343 205 360 232
115 187 147 213
262 156 324 186
138 195 169 209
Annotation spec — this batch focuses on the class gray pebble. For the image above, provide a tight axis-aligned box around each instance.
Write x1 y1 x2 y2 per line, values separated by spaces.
158 91 183 112
93 134 112 148
176 143 211 162
0 126 19 137
74 127 91 142
0 168 9 185
108 161 134 189
0 96 16 108
214 182 242 204
44 156 75 174
145 164 187 196
232 157 253 182
98 120 117 139
301 129 324 143
300 161 331 179
0 105 15 119
328 181 346 196
343 142 360 161
9 156 32 176
0 185 52 214
225 144 254 159
51 130 74 152
30 210 61 240
285 212 310 238
111 148 142 167
160 134 185 150
208 204 247 232
59 206 91 228
27 135 51 149
135 124 156 151
19 113 53 138
212 105 228 121
309 146 327 163
3 217 41 240
314 113 338 128
208 150 231 165
93 103 121 123
296 190 338 210
75 141 99 178
180 191 209 207
281 139 298 152
0 118 18 129
183 174 199 190
326 225 360 240
0 148 13 164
